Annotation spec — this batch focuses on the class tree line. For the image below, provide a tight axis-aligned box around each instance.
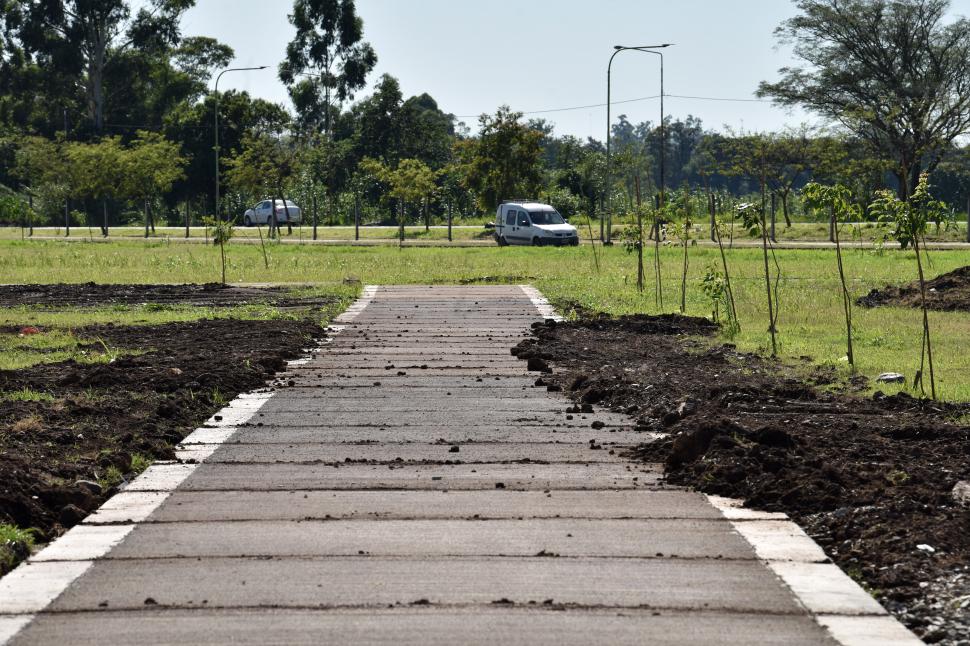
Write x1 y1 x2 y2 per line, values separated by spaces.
0 0 968 234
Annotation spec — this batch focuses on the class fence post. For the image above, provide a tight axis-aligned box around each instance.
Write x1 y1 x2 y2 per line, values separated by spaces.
709 193 716 242
966 196 969 243
312 194 318 241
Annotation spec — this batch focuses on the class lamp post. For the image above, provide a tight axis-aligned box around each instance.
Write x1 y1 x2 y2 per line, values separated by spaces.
214 66 268 222
605 44 672 243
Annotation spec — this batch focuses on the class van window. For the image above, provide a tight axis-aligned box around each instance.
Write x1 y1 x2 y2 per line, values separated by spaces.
505 211 515 226
517 211 530 227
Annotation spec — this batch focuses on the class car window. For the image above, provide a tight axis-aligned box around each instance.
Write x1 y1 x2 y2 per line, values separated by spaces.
259 201 270 209
529 210 565 225
517 211 530 227
505 211 515 226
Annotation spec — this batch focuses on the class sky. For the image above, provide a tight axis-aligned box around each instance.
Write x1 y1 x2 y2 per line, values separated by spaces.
176 0 963 140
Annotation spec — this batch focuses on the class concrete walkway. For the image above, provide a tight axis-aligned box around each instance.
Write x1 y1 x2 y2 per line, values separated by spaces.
0 286 918 645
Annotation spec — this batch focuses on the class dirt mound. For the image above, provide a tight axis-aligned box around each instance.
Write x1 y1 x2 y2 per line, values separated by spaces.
858 265 970 311
0 282 342 576
516 316 970 643
0 282 332 309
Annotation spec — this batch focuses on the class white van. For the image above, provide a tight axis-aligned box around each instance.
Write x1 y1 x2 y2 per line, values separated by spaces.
494 201 579 246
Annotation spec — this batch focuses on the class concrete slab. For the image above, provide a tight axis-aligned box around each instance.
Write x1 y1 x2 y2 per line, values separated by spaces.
223 426 642 445
235 411 631 428
7 608 838 646
106 519 755 560
185 442 629 464
141 490 712 523
46 556 807 613
177 462 661 491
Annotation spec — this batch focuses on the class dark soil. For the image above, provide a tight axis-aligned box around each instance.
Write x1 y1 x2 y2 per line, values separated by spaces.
0 286 333 575
0 282 333 310
858 264 970 312
514 315 970 643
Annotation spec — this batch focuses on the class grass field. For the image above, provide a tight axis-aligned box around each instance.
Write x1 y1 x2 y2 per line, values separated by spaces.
1 238 968 400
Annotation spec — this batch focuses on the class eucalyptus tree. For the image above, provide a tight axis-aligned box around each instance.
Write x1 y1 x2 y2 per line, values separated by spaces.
279 0 377 136
17 0 198 134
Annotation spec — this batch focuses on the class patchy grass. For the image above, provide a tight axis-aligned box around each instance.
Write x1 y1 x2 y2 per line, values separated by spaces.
0 387 56 403
0 328 133 371
0 524 35 575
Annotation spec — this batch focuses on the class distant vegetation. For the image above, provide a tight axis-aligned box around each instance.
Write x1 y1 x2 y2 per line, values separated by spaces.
0 0 967 235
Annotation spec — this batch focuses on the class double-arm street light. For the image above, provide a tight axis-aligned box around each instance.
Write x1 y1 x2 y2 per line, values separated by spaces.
604 44 672 243
214 66 269 221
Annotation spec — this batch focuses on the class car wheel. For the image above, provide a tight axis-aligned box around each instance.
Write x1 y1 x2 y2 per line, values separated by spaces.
532 237 543 247
244 215 252 226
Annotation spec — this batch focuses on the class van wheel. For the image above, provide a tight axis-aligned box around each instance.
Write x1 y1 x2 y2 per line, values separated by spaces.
244 215 252 226
497 235 509 247
532 237 543 247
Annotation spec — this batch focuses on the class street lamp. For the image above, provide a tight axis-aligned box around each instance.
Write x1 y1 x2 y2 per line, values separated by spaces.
214 66 268 222
605 44 672 243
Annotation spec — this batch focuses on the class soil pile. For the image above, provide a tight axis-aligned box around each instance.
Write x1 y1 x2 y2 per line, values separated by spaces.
0 284 338 575
0 282 332 310
515 316 970 643
858 265 970 312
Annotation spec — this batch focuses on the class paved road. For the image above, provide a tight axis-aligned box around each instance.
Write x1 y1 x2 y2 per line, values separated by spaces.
2 286 916 644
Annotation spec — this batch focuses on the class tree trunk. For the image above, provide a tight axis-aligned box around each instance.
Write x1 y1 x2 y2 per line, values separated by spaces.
185 201 190 238
833 221 854 366
144 199 149 238
770 193 777 242
782 193 792 228
913 237 936 399
102 199 109 237
447 201 452 242
424 197 430 232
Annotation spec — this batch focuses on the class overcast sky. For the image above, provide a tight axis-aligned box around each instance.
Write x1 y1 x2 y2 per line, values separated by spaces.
177 0 965 140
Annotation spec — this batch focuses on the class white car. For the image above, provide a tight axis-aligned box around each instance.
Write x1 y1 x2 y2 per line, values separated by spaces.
494 201 579 246
243 199 302 226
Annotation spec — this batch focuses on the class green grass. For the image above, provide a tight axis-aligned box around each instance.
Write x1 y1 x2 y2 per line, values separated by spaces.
0 328 134 371
1 239 969 400
0 524 35 574
0 387 56 402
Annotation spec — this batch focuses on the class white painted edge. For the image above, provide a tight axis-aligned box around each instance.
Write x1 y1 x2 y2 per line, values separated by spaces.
0 289 378 643
0 616 33 643
519 284 564 322
332 284 378 324
817 615 926 646
705 495 922 645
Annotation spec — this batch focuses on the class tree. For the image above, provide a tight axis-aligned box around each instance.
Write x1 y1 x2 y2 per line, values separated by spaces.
736 199 781 357
120 131 186 236
13 135 71 229
758 0 970 199
359 157 437 244
280 0 377 136
869 173 948 398
18 0 198 134
64 136 125 235
802 183 860 367
457 106 543 211
225 131 301 238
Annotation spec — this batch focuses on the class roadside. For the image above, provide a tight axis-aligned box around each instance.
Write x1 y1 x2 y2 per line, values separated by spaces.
0 284 348 576
513 314 970 644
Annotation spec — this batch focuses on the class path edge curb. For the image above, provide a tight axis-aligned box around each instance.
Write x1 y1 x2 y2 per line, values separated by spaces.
0 286 379 645
519 285 922 646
